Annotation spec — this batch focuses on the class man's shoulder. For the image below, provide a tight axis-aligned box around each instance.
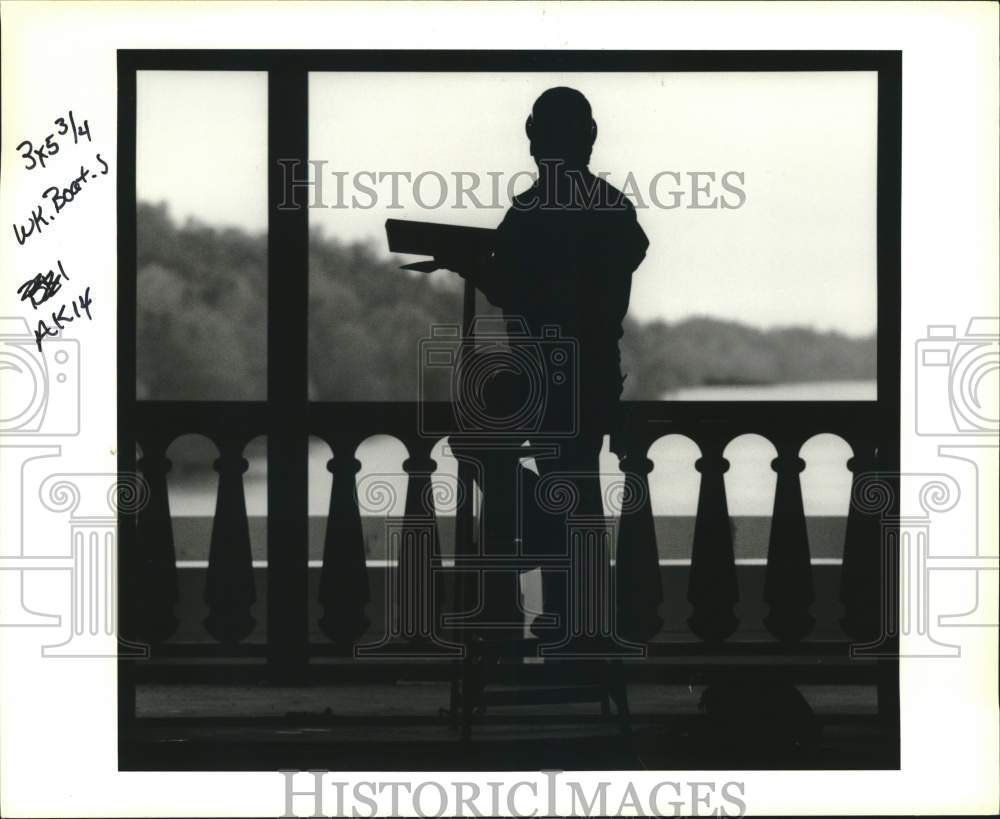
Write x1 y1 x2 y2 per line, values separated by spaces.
506 173 638 213
589 176 636 212
510 183 540 211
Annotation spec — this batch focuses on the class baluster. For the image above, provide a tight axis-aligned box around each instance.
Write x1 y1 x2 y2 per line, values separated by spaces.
318 440 370 645
614 442 663 642
840 441 885 641
203 440 256 643
135 442 178 643
398 440 443 642
450 440 481 642
763 440 815 641
567 514 614 641
688 436 739 642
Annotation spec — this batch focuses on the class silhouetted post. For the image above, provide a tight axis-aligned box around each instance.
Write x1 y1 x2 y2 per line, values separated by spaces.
764 440 816 641
203 441 256 643
38 473 150 658
451 280 479 644
567 515 614 640
688 436 739 642
840 441 883 642
136 442 178 643
614 437 663 642
399 439 443 642
267 66 310 676
318 438 370 646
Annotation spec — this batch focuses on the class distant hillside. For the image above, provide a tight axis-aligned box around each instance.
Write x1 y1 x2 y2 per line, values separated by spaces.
619 316 875 398
136 201 875 403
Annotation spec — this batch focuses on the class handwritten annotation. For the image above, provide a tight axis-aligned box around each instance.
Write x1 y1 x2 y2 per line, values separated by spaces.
10 109 104 352
12 155 109 246
16 110 93 171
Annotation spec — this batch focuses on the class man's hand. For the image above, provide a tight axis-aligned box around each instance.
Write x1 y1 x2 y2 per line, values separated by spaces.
434 251 486 278
433 253 468 274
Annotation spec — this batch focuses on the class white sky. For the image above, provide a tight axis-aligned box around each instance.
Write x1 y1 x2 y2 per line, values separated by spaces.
137 70 878 335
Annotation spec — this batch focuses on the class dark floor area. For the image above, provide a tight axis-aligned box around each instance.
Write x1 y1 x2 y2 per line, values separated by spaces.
124 682 897 771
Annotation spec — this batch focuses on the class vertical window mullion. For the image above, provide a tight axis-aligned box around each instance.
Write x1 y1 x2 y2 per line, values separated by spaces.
267 65 310 675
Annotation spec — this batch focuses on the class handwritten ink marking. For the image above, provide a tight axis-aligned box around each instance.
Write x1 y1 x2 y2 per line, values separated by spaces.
33 287 93 351
17 260 69 309
58 110 92 146
16 110 92 171
16 135 59 171
12 113 101 351
43 161 100 214
12 205 50 246
13 153 110 246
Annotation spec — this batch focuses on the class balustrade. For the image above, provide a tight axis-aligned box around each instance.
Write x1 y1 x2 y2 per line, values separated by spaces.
613 434 664 643
135 440 178 643
763 437 816 642
203 441 256 643
398 438 444 642
318 436 370 646
840 440 884 642
688 435 739 642
126 401 889 672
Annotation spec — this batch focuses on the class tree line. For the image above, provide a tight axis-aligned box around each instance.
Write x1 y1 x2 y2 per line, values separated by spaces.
137 201 876 404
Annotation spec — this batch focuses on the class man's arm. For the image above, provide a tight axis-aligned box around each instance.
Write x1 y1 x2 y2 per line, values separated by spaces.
435 209 519 308
434 247 488 283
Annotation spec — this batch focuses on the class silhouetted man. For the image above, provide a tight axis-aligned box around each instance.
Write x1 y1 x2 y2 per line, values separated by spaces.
439 87 648 641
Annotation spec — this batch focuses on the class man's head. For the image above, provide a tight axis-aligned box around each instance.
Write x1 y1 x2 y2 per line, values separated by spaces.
525 87 596 170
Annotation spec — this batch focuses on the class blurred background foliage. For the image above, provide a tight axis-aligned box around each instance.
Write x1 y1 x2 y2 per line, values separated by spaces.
137 201 876 404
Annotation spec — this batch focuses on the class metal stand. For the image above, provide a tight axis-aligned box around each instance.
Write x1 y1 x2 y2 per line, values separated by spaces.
445 281 631 741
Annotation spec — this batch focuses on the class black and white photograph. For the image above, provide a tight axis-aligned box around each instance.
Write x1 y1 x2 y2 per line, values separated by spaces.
1 2 997 817
121 52 896 775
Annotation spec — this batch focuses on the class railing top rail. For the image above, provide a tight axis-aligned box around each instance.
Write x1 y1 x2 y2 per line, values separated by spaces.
132 399 883 449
